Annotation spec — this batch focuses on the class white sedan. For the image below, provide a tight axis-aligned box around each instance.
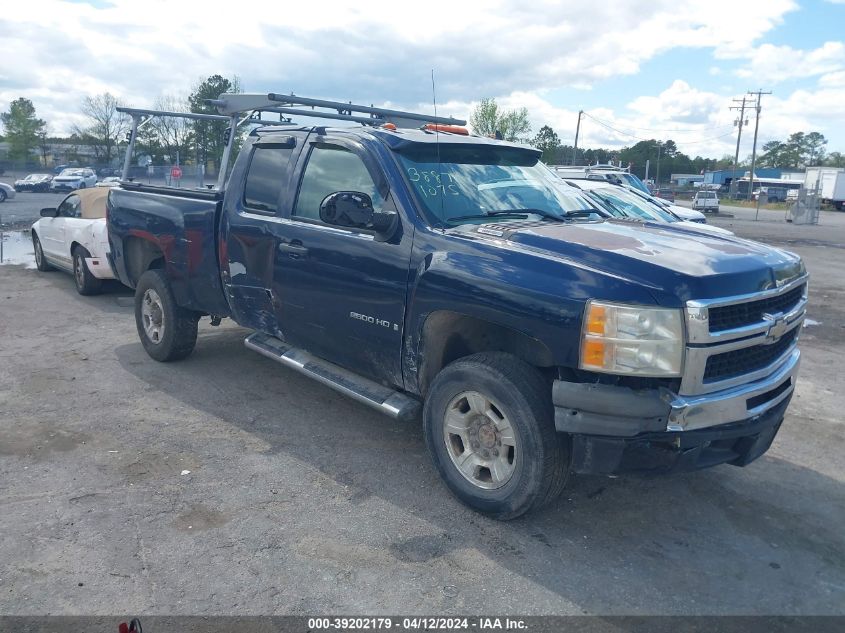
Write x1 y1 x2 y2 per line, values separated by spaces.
31 188 116 295
50 167 98 192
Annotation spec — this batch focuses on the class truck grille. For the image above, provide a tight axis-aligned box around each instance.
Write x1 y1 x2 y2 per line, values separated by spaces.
704 328 798 382
708 284 805 332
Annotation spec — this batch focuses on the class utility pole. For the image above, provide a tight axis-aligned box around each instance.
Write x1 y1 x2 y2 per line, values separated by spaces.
572 110 583 165
655 141 662 187
729 96 752 200
747 89 771 202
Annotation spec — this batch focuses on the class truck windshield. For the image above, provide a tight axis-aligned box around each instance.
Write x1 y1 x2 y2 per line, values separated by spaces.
395 146 603 226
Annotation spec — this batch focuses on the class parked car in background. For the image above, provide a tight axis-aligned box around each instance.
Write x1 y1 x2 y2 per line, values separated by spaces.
566 179 733 236
622 185 708 224
97 177 122 187
30 187 116 294
692 190 720 213
653 188 675 202
50 168 97 192
14 173 53 192
0 182 16 203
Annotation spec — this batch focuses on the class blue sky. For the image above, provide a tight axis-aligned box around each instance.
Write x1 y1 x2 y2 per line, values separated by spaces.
2 0 844 159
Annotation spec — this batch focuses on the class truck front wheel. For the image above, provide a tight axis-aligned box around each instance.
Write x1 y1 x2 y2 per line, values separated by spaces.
134 269 198 362
423 352 570 520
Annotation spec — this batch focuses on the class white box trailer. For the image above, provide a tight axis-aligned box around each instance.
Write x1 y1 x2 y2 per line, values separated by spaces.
805 167 845 208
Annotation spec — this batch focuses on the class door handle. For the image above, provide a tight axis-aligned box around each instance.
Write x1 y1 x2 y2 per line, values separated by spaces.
278 240 308 258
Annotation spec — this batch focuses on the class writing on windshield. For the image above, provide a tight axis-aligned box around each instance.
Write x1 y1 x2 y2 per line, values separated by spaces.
397 146 600 225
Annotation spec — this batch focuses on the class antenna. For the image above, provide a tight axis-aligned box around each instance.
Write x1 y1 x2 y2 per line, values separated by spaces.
432 69 446 228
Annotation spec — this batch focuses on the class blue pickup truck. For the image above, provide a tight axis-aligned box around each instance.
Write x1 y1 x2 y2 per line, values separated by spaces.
107 124 807 519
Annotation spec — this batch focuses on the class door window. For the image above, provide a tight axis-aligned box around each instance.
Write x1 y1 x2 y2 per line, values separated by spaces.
58 195 81 218
243 146 293 213
293 145 384 222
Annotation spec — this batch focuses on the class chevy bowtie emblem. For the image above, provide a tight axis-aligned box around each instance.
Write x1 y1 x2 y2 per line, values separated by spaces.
762 313 789 342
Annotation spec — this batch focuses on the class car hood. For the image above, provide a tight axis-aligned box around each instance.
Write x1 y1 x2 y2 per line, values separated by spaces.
54 175 85 181
469 219 804 304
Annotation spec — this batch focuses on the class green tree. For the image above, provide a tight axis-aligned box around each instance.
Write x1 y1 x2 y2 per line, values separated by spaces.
72 93 129 164
825 151 844 168
531 125 560 162
469 98 531 142
0 98 46 163
804 131 827 166
759 141 788 168
188 74 242 172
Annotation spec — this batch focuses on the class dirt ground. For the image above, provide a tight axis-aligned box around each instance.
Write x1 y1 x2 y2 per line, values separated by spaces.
0 211 843 615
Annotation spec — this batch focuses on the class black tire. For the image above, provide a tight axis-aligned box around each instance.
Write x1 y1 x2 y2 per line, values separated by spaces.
0 189 6 202
72 247 102 295
79 183 86 189
134 268 198 362
33 233 52 272
423 352 570 520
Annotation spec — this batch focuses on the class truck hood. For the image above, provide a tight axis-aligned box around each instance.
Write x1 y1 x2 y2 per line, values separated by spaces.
471 219 804 304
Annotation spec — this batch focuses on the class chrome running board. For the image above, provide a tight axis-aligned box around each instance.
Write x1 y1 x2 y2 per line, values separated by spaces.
244 332 421 422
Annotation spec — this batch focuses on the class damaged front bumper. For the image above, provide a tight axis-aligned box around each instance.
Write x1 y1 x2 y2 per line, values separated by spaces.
553 349 799 475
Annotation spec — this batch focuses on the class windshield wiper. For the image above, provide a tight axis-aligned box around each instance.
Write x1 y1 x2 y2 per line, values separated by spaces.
446 208 601 225
446 210 530 223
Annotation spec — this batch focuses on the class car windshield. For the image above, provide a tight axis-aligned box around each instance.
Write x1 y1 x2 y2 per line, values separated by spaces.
60 169 84 177
585 187 678 222
395 145 603 226
613 172 650 193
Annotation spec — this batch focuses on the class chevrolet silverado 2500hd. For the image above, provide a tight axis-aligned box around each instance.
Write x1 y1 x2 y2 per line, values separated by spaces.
108 102 806 519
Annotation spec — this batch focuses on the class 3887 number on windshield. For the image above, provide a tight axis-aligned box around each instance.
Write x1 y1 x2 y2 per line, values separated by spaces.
407 168 460 198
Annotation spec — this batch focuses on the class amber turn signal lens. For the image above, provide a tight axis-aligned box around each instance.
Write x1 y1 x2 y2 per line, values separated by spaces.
586 304 607 336
581 339 606 367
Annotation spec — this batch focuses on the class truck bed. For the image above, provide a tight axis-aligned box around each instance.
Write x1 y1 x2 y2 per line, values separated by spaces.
107 184 231 317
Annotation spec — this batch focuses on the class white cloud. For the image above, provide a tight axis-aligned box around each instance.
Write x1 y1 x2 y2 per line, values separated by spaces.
1 0 799 137
2 0 844 158
734 42 845 84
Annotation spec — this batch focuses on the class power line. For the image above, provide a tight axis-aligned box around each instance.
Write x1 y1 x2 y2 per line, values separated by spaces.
585 113 734 134
582 112 735 145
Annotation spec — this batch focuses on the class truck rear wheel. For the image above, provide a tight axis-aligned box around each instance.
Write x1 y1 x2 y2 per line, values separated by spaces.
423 352 569 520
134 269 198 362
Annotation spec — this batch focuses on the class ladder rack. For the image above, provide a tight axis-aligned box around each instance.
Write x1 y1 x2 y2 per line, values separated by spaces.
118 92 466 189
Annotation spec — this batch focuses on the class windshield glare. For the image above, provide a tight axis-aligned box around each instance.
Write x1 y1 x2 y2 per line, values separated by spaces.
396 146 602 225
60 169 84 177
587 187 677 222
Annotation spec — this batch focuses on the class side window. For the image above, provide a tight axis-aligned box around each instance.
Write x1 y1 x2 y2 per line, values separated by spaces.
243 147 292 213
58 195 81 218
293 145 384 222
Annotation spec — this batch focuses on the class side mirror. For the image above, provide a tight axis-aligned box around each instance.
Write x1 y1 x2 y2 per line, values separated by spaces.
319 191 397 234
40 208 59 218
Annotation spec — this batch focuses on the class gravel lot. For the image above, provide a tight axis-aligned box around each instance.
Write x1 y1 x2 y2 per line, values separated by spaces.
0 207 843 615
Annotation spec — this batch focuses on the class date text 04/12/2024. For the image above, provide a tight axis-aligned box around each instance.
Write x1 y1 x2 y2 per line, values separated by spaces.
307 617 527 630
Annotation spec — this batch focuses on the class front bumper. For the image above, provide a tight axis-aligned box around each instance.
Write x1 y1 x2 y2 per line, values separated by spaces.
51 182 79 191
553 349 799 475
569 395 790 475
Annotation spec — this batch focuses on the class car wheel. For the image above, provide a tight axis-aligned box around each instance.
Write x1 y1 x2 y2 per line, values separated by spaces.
423 352 570 520
79 183 86 189
72 247 102 295
33 233 52 272
134 268 199 362
0 189 6 203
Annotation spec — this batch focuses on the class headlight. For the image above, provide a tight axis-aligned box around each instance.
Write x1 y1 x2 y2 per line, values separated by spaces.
580 301 684 376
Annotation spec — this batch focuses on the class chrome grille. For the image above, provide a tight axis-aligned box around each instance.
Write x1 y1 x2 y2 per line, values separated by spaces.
708 284 805 333
682 274 807 396
704 328 799 382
